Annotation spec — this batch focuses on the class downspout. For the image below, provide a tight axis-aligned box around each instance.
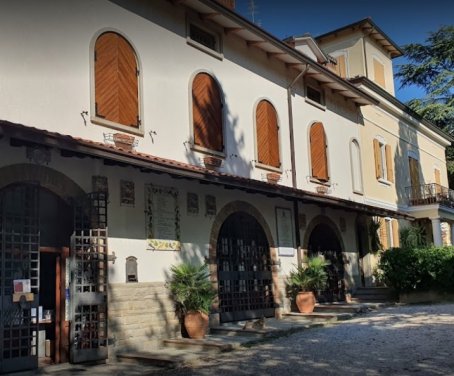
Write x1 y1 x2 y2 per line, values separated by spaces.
287 64 309 189
287 64 309 265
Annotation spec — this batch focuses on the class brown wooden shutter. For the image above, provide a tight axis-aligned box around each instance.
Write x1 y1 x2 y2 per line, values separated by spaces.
192 73 224 152
373 59 385 88
373 139 382 179
256 100 280 168
95 32 139 127
379 218 388 250
392 219 400 248
435 168 442 194
310 122 329 181
337 55 347 78
409 157 420 188
435 169 441 185
385 144 394 182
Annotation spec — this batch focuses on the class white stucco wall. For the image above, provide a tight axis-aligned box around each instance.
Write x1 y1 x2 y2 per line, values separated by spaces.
0 0 364 205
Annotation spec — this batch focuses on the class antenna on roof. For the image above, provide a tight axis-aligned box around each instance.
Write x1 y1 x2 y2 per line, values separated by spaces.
248 0 261 26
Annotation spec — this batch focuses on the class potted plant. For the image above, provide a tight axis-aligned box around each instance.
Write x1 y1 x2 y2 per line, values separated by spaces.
286 256 329 313
167 262 216 339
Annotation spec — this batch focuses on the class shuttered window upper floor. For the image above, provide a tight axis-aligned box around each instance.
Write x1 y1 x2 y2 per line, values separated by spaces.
255 100 281 170
93 31 142 135
191 72 224 155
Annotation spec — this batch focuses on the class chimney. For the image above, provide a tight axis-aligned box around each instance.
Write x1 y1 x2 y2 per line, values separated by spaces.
215 0 235 10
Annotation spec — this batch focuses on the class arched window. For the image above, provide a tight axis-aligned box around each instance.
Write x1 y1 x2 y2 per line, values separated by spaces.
94 32 140 129
350 139 363 193
192 72 224 153
255 100 280 169
310 122 329 182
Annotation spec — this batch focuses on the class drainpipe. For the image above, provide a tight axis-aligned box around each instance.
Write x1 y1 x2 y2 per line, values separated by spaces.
287 65 308 266
287 64 308 189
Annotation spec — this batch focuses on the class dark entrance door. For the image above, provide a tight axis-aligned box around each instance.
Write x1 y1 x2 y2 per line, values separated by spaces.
308 224 345 302
70 192 108 363
217 212 274 323
0 184 40 373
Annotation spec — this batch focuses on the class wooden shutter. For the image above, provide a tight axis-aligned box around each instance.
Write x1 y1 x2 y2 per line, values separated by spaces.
435 168 442 194
310 122 329 181
409 157 420 188
373 139 382 179
337 55 347 78
392 219 400 248
95 32 139 127
379 218 388 250
385 144 394 182
256 100 280 168
192 73 224 152
373 59 385 88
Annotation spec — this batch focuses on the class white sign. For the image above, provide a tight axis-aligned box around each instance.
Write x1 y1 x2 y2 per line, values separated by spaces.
276 207 295 256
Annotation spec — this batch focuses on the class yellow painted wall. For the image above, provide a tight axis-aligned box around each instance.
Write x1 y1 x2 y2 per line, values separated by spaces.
364 38 395 95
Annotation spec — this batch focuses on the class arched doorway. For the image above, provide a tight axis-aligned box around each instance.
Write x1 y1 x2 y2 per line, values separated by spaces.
0 183 73 372
216 212 274 323
307 223 345 302
0 178 109 373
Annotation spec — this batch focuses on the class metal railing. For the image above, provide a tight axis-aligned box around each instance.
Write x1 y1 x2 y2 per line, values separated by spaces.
406 183 454 208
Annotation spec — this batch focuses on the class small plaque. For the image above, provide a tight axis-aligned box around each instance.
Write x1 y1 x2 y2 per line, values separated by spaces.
187 193 199 215
92 176 108 194
120 180 135 206
205 195 216 216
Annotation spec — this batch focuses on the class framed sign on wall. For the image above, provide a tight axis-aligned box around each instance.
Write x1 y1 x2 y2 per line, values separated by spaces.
145 184 181 251
275 207 295 256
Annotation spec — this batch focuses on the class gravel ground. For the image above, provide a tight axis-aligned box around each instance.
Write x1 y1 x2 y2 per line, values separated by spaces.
159 304 454 376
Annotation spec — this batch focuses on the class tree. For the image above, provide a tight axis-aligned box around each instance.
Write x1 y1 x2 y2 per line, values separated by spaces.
397 26 454 185
397 26 454 131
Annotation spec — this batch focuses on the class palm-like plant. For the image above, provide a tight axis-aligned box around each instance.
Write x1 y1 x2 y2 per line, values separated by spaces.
286 256 330 298
167 262 216 315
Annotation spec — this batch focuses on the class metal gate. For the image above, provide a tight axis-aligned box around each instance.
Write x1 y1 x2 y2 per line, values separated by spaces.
309 250 345 302
0 184 40 374
70 192 108 363
217 212 274 323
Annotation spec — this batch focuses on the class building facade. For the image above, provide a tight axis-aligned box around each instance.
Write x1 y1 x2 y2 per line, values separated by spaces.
0 1 450 373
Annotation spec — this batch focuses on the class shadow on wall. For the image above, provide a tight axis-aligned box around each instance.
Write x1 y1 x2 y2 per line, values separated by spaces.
184 81 253 178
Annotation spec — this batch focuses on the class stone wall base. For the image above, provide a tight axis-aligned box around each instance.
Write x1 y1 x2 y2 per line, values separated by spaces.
400 291 454 304
108 282 180 355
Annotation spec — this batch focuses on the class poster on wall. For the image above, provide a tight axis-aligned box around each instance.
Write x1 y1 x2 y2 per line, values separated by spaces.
145 184 181 251
276 207 295 256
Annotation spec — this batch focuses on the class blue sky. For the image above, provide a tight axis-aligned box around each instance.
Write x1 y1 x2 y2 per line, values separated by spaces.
234 0 454 103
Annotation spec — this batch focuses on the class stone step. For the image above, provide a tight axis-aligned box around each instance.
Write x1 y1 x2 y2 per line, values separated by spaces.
163 335 245 353
349 298 395 307
283 311 354 321
350 294 393 301
354 287 394 296
116 349 201 369
314 303 368 314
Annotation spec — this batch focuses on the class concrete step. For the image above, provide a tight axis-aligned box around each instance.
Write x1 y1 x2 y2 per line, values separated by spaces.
116 348 203 369
350 294 393 302
349 298 395 307
163 335 245 353
283 311 354 322
314 303 368 314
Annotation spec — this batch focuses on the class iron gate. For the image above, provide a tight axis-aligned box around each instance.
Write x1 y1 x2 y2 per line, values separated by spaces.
0 184 40 374
309 249 345 302
217 212 274 323
70 192 108 363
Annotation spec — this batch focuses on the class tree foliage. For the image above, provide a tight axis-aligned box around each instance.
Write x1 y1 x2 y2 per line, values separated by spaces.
396 25 454 132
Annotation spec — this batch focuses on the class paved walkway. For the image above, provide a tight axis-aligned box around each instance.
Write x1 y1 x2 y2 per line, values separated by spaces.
159 304 454 376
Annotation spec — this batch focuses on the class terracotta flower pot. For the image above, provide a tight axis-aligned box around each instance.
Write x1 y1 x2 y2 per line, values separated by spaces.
295 291 316 313
184 311 209 339
266 172 281 184
113 133 135 151
203 156 222 170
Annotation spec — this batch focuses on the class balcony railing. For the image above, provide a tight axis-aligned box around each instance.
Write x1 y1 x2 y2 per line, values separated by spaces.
406 183 454 208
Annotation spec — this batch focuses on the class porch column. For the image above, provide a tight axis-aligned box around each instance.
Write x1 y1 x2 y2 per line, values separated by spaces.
430 217 443 246
451 223 454 246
